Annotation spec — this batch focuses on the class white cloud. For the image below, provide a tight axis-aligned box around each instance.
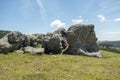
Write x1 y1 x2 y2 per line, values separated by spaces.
97 15 106 22
72 16 83 24
35 0 46 19
114 18 120 21
50 19 66 28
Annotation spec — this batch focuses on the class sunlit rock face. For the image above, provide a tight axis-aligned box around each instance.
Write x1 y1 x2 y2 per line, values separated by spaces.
0 31 24 53
65 24 101 57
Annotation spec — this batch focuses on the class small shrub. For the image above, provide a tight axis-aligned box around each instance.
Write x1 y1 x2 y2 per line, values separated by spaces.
37 44 42 48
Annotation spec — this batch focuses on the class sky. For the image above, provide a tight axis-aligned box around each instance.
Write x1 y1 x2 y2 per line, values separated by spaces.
0 0 120 41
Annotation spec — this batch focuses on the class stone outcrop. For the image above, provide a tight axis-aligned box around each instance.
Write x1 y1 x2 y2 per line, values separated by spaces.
65 24 100 57
24 46 44 55
0 31 44 54
42 28 68 54
22 34 39 47
0 31 24 53
43 33 62 54
0 24 101 57
33 33 45 44
15 50 24 54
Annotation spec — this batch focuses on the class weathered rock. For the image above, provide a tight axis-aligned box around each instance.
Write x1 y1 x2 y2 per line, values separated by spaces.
0 24 101 57
54 28 66 36
65 24 101 57
24 46 34 53
15 50 24 54
33 33 45 44
24 46 44 54
7 31 24 43
23 34 38 47
29 35 38 47
0 31 24 53
22 35 30 47
42 33 52 53
0 37 12 53
46 32 53 37
42 28 68 54
53 28 68 54
42 33 62 54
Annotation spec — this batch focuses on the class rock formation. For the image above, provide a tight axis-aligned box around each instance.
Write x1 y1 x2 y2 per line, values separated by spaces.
24 46 44 55
0 31 24 53
0 24 101 57
0 31 44 54
65 24 101 57
41 28 68 54
33 33 45 44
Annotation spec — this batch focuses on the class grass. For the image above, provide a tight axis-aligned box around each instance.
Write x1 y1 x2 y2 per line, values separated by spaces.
0 50 120 80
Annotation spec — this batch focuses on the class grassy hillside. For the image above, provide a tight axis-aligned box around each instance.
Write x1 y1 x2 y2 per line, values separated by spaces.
0 30 10 38
99 45 120 53
0 50 120 80
98 41 120 47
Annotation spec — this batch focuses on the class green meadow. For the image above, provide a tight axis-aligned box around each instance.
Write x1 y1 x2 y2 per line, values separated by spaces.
0 50 120 80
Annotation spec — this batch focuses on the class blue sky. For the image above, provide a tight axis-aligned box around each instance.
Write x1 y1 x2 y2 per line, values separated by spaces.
0 0 120 41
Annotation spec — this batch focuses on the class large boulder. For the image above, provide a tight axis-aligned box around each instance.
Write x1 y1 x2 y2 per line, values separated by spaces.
0 31 24 53
7 31 24 46
53 28 69 53
15 50 24 54
29 35 38 47
0 37 12 53
65 24 101 57
54 28 66 36
22 34 38 47
42 29 68 54
22 35 31 47
42 33 62 54
24 46 44 54
33 33 45 44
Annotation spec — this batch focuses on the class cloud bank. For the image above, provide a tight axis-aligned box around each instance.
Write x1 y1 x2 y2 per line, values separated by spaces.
35 0 46 19
72 16 83 24
50 19 66 28
114 18 120 21
97 15 106 22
